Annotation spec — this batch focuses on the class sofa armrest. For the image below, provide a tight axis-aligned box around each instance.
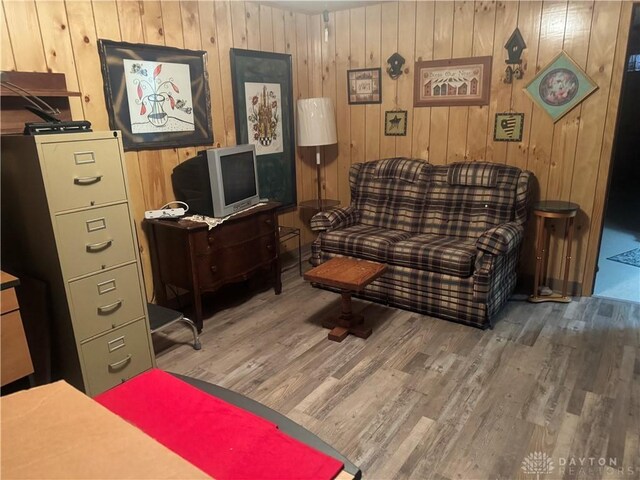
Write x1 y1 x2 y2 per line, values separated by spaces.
476 222 523 256
310 206 360 232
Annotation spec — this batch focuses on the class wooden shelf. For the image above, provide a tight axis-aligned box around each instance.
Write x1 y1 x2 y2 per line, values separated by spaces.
0 87 81 97
0 71 79 134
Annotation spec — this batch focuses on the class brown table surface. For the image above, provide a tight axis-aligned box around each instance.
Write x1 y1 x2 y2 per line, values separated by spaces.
304 257 387 291
0 271 19 290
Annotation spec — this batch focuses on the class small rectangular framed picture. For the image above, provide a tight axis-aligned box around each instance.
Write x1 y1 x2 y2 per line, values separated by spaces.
347 68 382 104
494 113 525 142
384 110 408 136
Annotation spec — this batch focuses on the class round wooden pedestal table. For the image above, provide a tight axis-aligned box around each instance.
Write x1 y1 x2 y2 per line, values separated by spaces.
529 200 580 303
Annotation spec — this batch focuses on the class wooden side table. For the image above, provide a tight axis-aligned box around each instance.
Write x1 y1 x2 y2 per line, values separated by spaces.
529 200 580 303
298 199 340 211
278 226 302 276
304 257 387 342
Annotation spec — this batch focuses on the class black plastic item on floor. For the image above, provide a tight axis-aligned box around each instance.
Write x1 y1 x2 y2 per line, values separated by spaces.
147 303 201 350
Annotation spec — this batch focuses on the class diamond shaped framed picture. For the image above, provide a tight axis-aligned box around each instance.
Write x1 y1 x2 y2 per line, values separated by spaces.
524 51 598 122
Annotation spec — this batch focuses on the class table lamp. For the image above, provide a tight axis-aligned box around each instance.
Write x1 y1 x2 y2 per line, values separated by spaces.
296 97 337 210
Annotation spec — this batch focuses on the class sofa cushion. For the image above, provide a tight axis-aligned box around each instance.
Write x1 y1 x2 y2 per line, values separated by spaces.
350 158 430 234
388 234 477 277
447 163 499 187
420 163 522 239
320 225 412 263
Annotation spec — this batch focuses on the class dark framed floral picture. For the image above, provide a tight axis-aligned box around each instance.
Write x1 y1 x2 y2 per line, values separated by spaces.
98 40 213 151
230 48 296 210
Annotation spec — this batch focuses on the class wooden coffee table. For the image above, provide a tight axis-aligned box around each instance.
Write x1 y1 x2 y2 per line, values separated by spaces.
304 257 387 342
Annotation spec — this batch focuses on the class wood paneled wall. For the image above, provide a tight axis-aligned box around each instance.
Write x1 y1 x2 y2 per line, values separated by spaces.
307 1 632 295
1 1 632 297
1 0 321 298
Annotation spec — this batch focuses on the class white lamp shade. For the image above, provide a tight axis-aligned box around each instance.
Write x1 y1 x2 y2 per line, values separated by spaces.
296 97 337 147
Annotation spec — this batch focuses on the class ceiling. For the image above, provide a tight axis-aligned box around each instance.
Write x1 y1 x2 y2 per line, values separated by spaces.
260 1 381 15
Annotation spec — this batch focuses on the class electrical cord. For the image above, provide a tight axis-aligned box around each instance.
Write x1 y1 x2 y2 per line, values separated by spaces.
159 200 189 213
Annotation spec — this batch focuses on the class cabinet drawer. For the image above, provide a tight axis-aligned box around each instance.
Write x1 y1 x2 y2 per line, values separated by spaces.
80 319 152 396
254 212 278 236
198 234 276 287
207 212 276 249
56 203 137 279
40 138 126 212
68 264 145 340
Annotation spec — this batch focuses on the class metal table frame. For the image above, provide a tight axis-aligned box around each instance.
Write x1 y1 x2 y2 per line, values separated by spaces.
278 225 302 276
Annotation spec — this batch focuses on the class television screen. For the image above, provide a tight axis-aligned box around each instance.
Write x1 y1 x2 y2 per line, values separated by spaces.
220 150 257 206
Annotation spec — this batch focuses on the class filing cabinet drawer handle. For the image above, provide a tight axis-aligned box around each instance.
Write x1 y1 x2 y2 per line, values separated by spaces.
74 175 103 185
86 239 113 252
97 299 122 315
108 354 132 370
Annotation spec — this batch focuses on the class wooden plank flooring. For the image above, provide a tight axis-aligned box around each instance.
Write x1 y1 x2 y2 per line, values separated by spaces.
156 265 640 479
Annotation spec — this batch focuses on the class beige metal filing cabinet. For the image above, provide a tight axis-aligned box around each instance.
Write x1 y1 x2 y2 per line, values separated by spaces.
1 131 155 396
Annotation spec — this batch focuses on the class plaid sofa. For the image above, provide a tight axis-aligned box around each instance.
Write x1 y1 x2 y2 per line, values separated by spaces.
310 158 532 329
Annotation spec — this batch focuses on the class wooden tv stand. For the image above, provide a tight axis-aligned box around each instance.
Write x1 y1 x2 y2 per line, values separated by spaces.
145 203 282 332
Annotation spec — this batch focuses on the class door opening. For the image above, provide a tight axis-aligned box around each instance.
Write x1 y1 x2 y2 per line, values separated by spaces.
593 3 640 303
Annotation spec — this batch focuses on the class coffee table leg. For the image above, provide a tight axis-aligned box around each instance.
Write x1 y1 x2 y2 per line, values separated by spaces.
328 327 349 342
324 290 372 342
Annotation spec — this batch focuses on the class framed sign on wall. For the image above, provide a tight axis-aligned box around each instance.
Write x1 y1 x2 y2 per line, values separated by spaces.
414 56 492 107
494 113 525 142
230 49 297 210
98 40 213 151
347 68 382 104
524 51 598 122
384 110 408 136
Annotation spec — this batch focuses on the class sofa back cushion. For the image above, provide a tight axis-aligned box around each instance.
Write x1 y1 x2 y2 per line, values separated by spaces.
420 162 528 239
350 158 430 233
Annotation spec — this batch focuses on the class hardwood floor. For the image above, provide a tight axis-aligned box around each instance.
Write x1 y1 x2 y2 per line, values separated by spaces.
156 265 640 480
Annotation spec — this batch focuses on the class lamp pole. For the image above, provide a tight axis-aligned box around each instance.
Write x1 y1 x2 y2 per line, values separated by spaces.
316 145 322 210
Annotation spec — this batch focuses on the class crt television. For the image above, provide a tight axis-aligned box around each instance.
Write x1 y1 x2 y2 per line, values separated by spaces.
172 144 261 218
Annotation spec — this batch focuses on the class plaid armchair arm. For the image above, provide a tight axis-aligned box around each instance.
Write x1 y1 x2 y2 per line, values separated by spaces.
476 222 524 256
310 206 361 232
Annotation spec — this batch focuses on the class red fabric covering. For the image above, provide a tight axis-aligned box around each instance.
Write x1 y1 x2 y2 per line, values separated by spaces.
96 369 343 480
